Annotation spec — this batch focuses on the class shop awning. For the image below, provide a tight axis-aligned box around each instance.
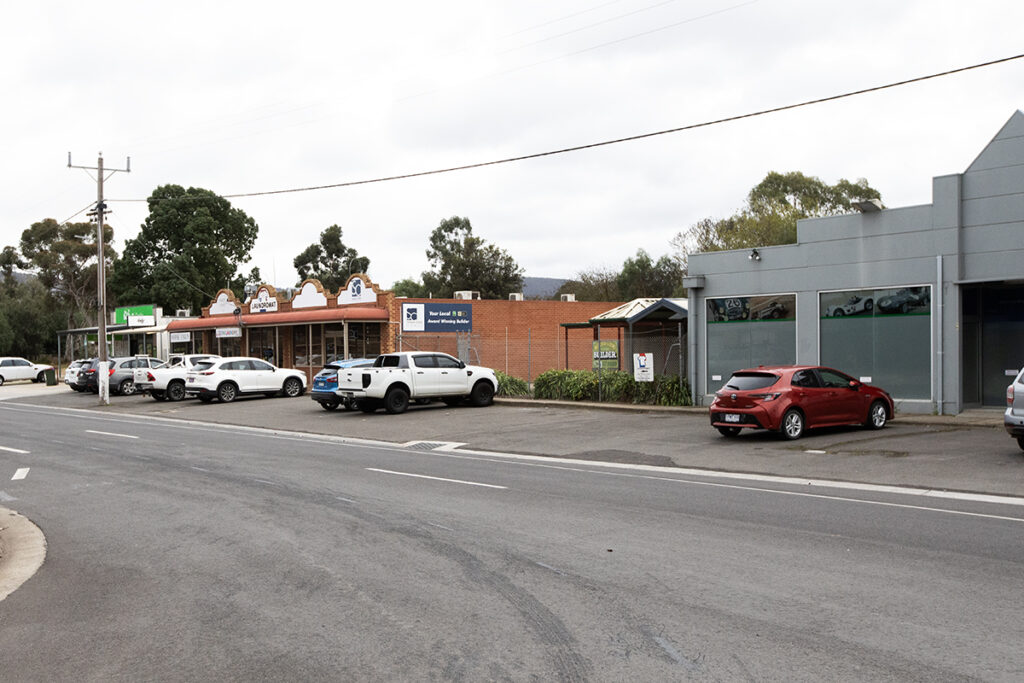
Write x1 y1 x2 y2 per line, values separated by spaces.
166 307 389 332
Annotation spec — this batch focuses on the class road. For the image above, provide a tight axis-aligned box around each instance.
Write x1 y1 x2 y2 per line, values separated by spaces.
1 400 1022 680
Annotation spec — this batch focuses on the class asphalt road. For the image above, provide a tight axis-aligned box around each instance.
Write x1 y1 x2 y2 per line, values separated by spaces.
1 399 1023 680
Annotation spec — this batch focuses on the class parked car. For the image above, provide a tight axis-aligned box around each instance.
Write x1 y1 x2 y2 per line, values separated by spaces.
311 358 375 411
106 356 166 396
826 295 873 317
185 356 306 403
135 354 221 401
1004 367 1024 451
64 360 87 390
0 357 55 386
709 365 894 440
75 358 100 392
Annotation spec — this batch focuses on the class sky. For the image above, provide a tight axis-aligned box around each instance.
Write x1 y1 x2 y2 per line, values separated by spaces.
4 0 1023 296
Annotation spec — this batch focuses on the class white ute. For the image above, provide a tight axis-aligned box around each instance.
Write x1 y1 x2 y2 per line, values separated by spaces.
134 354 221 402
334 351 497 414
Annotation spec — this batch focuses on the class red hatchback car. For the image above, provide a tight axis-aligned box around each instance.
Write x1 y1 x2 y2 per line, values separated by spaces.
709 365 894 440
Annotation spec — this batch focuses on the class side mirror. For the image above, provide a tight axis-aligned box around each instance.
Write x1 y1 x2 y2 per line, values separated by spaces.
848 380 860 390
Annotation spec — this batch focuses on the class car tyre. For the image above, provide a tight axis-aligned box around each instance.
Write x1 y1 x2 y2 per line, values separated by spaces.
166 381 186 402
470 381 494 407
717 426 741 437
282 377 303 398
35 372 45 383
320 401 339 411
780 408 805 440
832 309 845 317
865 400 887 429
217 382 238 403
119 379 137 396
0 375 5 386
384 386 409 414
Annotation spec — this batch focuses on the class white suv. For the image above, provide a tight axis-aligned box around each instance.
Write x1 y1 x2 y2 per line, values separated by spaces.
186 356 306 403
0 357 54 386
1004 366 1024 451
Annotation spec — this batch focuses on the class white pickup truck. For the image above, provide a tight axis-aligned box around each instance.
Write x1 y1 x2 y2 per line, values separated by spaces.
333 351 497 414
134 353 221 402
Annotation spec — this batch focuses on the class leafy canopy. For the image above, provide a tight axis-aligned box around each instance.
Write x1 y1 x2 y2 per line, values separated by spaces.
293 224 370 293
418 216 524 299
110 185 258 314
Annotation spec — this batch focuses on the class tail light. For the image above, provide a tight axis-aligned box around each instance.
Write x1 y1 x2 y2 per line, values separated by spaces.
1009 384 1015 407
751 392 782 401
200 371 216 376
146 372 156 382
108 368 116 376
324 374 337 382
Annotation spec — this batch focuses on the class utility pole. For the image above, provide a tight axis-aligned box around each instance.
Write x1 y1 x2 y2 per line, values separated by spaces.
69 152 130 405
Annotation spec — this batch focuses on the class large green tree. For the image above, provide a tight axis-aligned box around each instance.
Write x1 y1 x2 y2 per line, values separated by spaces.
616 249 684 300
673 171 882 263
0 278 65 356
293 225 370 292
18 218 114 327
110 185 258 314
420 216 523 299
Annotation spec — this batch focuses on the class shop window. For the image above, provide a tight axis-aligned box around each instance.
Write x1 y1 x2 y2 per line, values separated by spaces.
819 286 931 400
248 328 277 364
706 294 796 390
293 327 308 366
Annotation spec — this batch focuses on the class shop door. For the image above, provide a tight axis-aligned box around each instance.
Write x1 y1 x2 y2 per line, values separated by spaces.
325 331 345 364
963 285 1024 406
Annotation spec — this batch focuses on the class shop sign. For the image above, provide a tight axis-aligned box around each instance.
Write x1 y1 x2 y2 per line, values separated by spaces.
170 332 191 343
401 303 472 332
114 304 155 325
592 340 618 370
250 288 279 313
339 277 377 305
633 353 654 382
128 315 156 327
216 327 242 338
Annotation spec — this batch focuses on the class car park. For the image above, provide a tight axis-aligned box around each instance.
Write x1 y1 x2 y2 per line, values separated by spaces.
1004 367 1024 451
0 357 55 385
185 356 306 403
310 358 375 411
709 365 893 440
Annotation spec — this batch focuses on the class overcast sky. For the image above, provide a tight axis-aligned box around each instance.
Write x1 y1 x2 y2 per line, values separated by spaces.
5 1 1022 295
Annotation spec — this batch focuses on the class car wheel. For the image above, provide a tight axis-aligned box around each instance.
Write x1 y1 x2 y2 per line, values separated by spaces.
780 409 805 440
217 382 238 403
35 372 45 383
166 381 186 402
865 400 887 429
320 401 339 411
282 377 303 398
199 395 214 403
470 380 494 407
151 390 166 402
832 309 845 317
119 379 137 396
717 426 741 437
0 375 5 386
865 299 874 311
384 386 409 414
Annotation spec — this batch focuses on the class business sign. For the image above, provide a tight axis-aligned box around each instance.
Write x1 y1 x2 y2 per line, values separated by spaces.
592 340 619 370
250 288 279 313
170 332 191 343
633 353 654 382
114 304 155 325
127 315 156 327
216 327 242 338
401 303 472 332
338 277 377 305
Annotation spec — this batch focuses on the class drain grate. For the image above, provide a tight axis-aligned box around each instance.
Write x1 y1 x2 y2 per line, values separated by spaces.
406 441 447 451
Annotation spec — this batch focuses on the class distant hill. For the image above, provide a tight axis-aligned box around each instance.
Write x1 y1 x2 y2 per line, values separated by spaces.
522 276 567 299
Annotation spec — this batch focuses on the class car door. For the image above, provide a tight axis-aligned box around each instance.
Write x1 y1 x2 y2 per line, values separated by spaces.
435 354 467 395
410 354 440 395
789 369 831 426
817 368 863 423
14 358 35 381
248 359 277 391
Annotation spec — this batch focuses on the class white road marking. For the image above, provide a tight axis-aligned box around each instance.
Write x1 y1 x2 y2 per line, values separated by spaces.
805 449 827 454
0 446 30 454
85 430 139 439
11 468 29 480
190 466 211 472
366 467 507 489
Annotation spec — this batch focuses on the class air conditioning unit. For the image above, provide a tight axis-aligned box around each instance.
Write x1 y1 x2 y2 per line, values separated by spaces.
175 309 191 317
560 293 576 302
509 293 524 301
454 290 480 300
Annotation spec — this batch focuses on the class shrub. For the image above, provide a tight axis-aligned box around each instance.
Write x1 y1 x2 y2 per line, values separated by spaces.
495 371 530 397
532 368 691 406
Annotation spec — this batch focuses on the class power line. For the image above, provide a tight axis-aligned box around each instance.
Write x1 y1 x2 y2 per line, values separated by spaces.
108 52 1024 204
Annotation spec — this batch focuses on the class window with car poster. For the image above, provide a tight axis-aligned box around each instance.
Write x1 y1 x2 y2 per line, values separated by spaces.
706 294 796 390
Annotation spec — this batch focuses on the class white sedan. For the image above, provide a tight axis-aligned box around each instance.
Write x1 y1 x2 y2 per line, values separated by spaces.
185 356 306 403
0 357 55 386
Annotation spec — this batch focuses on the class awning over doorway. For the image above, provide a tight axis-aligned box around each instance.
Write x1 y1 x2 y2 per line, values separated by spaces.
166 307 389 331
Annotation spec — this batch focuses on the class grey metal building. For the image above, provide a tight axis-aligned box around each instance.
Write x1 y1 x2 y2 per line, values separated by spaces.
685 110 1024 414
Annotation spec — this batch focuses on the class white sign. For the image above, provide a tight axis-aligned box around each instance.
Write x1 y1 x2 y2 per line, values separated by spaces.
250 288 279 313
338 277 377 305
633 353 654 382
170 332 191 343
127 315 156 327
402 303 425 332
216 327 242 338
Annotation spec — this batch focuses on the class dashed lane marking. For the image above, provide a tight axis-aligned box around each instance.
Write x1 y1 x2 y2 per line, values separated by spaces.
366 467 507 490
85 430 139 439
0 446 30 454
11 468 29 481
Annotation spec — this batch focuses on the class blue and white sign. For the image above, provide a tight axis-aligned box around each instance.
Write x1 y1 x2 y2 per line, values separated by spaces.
338 277 377 305
401 303 472 332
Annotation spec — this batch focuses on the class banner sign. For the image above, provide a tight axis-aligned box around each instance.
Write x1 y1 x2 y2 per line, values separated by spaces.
633 353 654 382
401 303 472 332
114 304 155 324
170 332 191 343
128 315 156 327
592 340 619 370
216 327 242 338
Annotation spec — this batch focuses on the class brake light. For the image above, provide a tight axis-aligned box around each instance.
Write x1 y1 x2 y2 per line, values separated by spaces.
146 372 156 382
751 392 782 401
1009 384 1015 406
200 371 216 376
108 368 116 376
325 374 337 382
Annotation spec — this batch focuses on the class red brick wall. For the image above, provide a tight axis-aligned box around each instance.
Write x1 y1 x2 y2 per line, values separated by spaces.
395 299 625 381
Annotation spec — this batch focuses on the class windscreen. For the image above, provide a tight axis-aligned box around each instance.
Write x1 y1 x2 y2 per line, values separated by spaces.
722 372 779 391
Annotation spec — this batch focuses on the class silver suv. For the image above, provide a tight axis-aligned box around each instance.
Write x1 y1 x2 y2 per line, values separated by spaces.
108 356 165 396
1004 367 1024 451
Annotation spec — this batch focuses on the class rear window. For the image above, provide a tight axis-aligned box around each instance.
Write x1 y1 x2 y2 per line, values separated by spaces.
375 355 403 368
192 362 215 372
722 372 779 391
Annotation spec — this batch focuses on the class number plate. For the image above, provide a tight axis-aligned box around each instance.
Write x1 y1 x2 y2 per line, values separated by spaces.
724 413 741 423
187 377 194 383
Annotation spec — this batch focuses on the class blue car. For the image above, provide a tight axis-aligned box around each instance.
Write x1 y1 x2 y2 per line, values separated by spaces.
311 358 375 411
